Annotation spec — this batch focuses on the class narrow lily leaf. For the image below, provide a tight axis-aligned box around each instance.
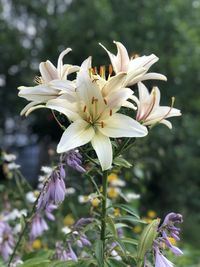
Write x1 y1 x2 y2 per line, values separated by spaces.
113 204 139 219
106 259 127 267
115 216 144 224
121 237 138 246
113 157 132 168
137 218 160 267
95 240 104 267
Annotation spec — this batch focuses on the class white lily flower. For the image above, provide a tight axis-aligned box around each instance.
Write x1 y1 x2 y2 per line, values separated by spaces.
100 41 167 86
135 82 181 129
47 58 148 170
18 48 79 116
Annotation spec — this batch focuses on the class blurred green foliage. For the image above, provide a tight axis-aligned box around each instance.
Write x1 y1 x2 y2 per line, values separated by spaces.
0 0 200 248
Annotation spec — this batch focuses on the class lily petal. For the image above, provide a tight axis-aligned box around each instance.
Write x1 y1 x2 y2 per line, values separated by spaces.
99 113 148 138
57 120 95 153
57 48 72 78
47 99 80 121
39 60 58 83
91 130 112 170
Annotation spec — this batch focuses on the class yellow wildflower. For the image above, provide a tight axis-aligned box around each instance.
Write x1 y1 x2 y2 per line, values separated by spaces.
91 198 100 208
113 208 120 217
132 225 142 234
64 214 75 226
108 188 119 199
143 217 153 224
147 210 157 219
32 239 42 249
108 173 119 183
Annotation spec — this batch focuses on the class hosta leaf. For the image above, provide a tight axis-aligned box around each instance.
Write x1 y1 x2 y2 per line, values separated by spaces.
95 240 104 267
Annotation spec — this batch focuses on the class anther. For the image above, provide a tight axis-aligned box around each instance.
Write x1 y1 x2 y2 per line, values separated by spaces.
101 121 104 128
83 105 87 112
104 98 107 105
109 109 112 116
109 64 113 76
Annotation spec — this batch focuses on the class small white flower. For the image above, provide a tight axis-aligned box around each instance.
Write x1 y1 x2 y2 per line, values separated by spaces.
41 166 53 175
126 192 141 201
3 153 16 162
26 191 38 203
7 162 20 170
66 187 76 195
62 226 71 235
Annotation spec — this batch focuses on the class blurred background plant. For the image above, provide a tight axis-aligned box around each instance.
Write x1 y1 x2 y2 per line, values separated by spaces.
0 0 200 265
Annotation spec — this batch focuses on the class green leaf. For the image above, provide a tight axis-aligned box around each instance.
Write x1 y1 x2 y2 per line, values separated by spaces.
121 237 138 246
106 216 117 238
115 216 145 225
137 219 160 267
20 258 51 267
113 204 140 219
95 240 104 267
106 259 127 267
113 157 132 168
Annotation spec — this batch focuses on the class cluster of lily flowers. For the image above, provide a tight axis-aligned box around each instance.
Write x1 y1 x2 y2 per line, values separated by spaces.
18 41 181 171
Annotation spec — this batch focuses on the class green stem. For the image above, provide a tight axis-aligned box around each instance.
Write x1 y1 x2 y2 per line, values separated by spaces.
100 170 108 264
8 192 41 267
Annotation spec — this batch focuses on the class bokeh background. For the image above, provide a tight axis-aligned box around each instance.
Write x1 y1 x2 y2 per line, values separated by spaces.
0 0 200 260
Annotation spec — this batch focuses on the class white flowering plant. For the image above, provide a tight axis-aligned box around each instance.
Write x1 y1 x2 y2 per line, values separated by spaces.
0 42 183 267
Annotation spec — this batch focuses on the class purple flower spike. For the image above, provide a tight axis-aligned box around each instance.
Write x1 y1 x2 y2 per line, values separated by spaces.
45 204 57 221
30 214 48 240
68 244 78 262
37 166 66 209
0 221 15 261
74 217 94 228
63 150 86 173
162 213 183 226
155 248 174 267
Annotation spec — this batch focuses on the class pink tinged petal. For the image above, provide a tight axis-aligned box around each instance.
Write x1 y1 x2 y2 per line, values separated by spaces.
57 120 95 153
39 60 58 82
113 41 130 72
140 72 167 81
57 48 72 78
99 113 148 138
91 131 112 171
99 43 118 73
47 99 80 121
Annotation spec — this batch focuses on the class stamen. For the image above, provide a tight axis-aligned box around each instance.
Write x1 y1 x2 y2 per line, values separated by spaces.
34 76 42 84
83 105 87 112
89 68 93 77
104 98 108 105
91 96 95 104
109 64 113 76
109 109 112 116
100 65 105 79
101 121 104 128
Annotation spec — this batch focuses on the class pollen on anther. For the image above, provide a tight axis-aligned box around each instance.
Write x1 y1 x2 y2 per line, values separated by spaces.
109 64 113 76
101 121 104 128
109 109 112 116
83 105 87 112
